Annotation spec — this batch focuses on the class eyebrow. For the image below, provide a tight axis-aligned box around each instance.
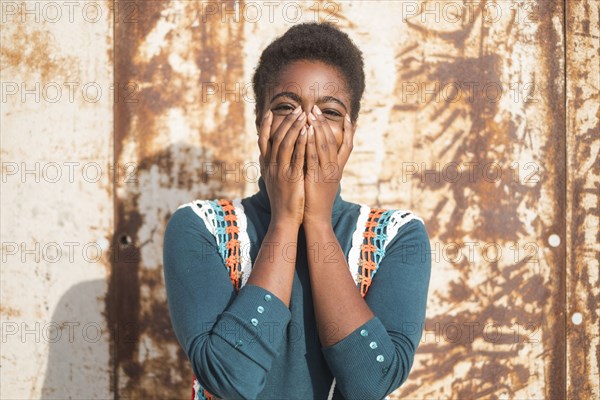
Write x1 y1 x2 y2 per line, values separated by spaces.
270 91 348 113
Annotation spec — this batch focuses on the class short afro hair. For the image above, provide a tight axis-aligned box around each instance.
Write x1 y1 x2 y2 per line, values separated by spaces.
252 22 365 127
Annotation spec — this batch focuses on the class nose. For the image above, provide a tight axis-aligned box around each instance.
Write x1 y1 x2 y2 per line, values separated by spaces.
301 103 315 127
302 103 315 116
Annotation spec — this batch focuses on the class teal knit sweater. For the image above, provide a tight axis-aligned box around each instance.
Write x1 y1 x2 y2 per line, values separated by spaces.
163 176 432 400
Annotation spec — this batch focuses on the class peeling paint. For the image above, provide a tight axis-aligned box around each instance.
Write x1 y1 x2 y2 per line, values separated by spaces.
2 0 594 398
566 1 600 399
109 1 591 398
386 1 567 398
111 1 246 397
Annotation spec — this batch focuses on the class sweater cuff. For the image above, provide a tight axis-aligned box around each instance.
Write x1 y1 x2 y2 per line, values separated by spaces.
321 315 394 379
212 284 292 371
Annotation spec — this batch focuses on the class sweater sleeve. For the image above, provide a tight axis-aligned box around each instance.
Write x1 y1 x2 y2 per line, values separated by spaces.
163 205 292 399
321 217 432 400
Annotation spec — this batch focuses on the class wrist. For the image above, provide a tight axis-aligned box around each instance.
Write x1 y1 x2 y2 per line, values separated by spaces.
302 216 333 232
269 218 301 234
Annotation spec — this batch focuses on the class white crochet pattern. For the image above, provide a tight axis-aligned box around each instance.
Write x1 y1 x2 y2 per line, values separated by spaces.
347 204 373 286
178 200 218 237
327 207 420 400
182 200 415 400
383 210 424 253
231 197 252 288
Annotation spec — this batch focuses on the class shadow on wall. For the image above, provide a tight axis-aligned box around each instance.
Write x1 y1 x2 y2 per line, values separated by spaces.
42 142 242 398
40 280 109 399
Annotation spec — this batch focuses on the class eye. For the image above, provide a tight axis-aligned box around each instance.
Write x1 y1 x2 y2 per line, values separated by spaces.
323 109 342 117
273 104 296 113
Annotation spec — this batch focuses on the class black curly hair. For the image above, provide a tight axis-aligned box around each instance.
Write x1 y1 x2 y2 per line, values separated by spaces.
252 21 365 128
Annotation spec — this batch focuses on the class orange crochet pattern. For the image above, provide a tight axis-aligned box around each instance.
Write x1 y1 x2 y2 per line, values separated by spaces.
191 201 385 400
192 199 241 400
219 199 243 291
357 208 386 297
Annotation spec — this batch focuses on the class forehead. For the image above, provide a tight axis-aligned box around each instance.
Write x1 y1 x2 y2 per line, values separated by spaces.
271 60 350 103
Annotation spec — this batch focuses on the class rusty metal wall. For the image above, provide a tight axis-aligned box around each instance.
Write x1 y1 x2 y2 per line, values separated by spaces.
2 0 598 399
0 0 114 398
566 1 600 399
381 1 567 398
109 0 250 396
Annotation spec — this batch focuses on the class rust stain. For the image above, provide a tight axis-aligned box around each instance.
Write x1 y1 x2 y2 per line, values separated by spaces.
0 304 22 318
102 0 598 398
113 0 168 163
106 200 143 390
387 0 567 398
110 1 247 397
566 0 600 399
535 2 567 399
0 24 78 82
109 0 169 396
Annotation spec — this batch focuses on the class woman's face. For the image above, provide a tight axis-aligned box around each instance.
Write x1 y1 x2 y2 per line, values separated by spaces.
260 59 353 151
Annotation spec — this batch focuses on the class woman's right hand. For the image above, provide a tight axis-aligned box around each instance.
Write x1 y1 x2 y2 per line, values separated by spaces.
258 105 308 227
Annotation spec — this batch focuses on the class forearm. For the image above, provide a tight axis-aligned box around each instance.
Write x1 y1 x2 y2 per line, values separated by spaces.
164 206 294 398
245 220 299 307
304 222 374 348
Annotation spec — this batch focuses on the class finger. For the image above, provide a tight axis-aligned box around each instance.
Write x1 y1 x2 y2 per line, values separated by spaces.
271 105 303 163
314 105 338 161
258 110 272 161
305 125 318 183
307 108 330 166
337 112 354 171
277 111 306 166
292 126 307 175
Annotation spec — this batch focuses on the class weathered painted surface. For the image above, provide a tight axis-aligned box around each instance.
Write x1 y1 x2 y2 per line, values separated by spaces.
566 1 600 399
386 1 569 398
0 0 114 398
2 0 598 398
110 1 569 398
110 0 249 397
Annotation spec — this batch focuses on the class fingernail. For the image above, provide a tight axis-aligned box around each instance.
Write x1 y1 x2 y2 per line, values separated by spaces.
309 112 317 121
309 126 314 135
313 105 322 115
300 127 306 135
264 110 271 119
298 112 306 121
345 113 350 122
293 105 302 114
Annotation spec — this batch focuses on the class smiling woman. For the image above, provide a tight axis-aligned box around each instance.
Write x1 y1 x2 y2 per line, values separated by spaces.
163 22 432 400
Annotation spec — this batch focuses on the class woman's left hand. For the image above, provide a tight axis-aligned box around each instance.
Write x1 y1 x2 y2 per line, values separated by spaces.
303 105 354 226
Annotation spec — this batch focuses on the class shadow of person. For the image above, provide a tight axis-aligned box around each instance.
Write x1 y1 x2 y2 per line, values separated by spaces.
40 280 110 399
41 142 253 398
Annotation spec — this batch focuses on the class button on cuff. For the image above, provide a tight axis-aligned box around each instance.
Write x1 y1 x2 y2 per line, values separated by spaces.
211 284 291 371
321 315 395 380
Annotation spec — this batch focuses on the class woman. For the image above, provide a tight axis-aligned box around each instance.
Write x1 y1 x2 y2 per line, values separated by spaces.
163 22 432 400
